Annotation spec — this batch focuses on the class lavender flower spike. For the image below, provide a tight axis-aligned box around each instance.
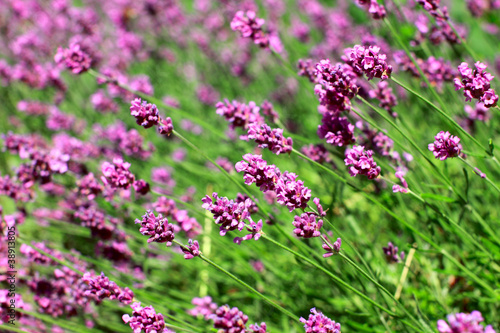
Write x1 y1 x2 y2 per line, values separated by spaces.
181 239 201 259
343 45 393 80
344 146 381 179
428 131 462 160
300 308 341 333
130 98 160 129
135 210 175 246
454 62 498 108
247 123 293 155
123 302 168 333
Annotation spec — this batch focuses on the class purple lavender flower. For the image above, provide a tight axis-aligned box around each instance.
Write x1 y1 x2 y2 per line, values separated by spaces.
298 59 318 83
293 213 323 238
437 311 496 333
314 60 359 112
158 117 174 136
216 100 265 132
234 218 264 244
428 131 462 160
454 62 498 108
133 179 150 195
260 100 279 124
247 123 293 155
135 211 175 246
317 113 356 147
416 0 449 20
356 0 387 19
188 296 218 320
301 144 331 164
231 11 269 49
342 45 393 80
82 272 134 304
344 146 381 179
101 158 136 189
202 193 253 236
383 242 405 263
275 171 312 212
392 171 409 193
474 167 487 179
54 43 92 74
122 302 168 333
181 239 201 259
249 322 268 333
322 236 342 258
130 98 160 129
369 81 398 117
466 0 500 17
235 154 280 192
77 173 103 200
300 308 341 333
212 305 248 333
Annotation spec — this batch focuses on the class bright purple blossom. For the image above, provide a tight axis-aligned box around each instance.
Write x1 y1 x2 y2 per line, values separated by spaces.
428 131 462 160
275 171 312 212
234 218 264 244
344 146 381 179
247 123 293 155
300 308 341 333
416 0 449 20
188 296 217 320
342 45 392 80
357 0 387 19
314 60 359 112
235 154 280 192
54 43 92 74
82 272 134 304
454 62 498 108
77 173 103 200
101 158 136 189
135 211 175 246
249 322 268 333
216 100 264 132
260 100 279 124
231 11 269 49
301 144 331 164
158 117 174 136
123 302 168 333
369 81 398 117
298 59 318 83
317 113 356 147
437 311 496 333
383 242 405 263
392 171 409 193
322 236 342 258
202 193 253 236
130 98 160 129
212 305 248 333
133 179 150 195
293 213 323 238
181 239 201 259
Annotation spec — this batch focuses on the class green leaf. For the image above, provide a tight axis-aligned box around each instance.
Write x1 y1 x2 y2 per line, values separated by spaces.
421 193 456 203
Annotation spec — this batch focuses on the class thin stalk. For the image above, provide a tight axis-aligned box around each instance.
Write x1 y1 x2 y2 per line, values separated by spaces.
459 157 500 194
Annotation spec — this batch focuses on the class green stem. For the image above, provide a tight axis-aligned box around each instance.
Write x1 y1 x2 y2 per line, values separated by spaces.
459 157 500 194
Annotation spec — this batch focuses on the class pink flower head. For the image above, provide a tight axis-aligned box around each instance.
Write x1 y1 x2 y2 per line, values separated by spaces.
54 43 92 74
344 145 381 179
428 131 462 160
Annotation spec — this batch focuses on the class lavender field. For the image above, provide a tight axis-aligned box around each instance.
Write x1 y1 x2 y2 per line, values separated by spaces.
0 0 499 332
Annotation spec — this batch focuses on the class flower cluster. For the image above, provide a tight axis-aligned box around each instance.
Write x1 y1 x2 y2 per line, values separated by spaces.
202 192 255 236
212 305 249 333
322 236 342 258
82 272 134 304
181 239 201 259
317 113 356 147
130 98 174 135
314 60 359 112
437 310 496 333
392 171 409 193
466 0 500 17
235 154 280 192
298 59 318 83
292 199 325 238
356 0 387 19
101 158 136 189
342 45 392 80
215 99 264 132
231 11 269 49
369 81 398 117
135 211 175 246
454 62 498 108
77 173 103 200
188 296 218 320
344 146 381 179
54 43 92 74
383 242 405 263
301 144 332 165
428 131 462 161
233 219 264 244
416 0 449 20
247 123 293 155
249 322 268 333
300 308 341 333
122 302 169 333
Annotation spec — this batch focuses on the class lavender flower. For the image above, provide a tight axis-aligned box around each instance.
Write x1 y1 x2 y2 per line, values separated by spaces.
133 179 150 195
158 117 174 136
202 193 253 236
181 239 201 259
465 103 490 122
317 113 356 147
437 311 496 333
247 123 293 155
54 43 92 74
454 62 498 108
188 296 217 320
82 272 134 304
212 305 248 333
428 131 462 160
300 308 341 333
235 154 280 192
298 59 318 83
392 171 409 193
344 146 381 179
101 158 136 189
249 322 268 333
416 0 449 20
216 100 264 132
231 11 269 49
356 0 387 19
314 60 359 112
301 144 331 164
383 242 405 263
122 302 168 333
130 98 160 129
275 171 312 211
234 218 263 244
293 213 323 238
77 173 103 200
342 45 392 80
260 100 279 124
369 81 398 117
135 211 175 246
322 236 342 258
